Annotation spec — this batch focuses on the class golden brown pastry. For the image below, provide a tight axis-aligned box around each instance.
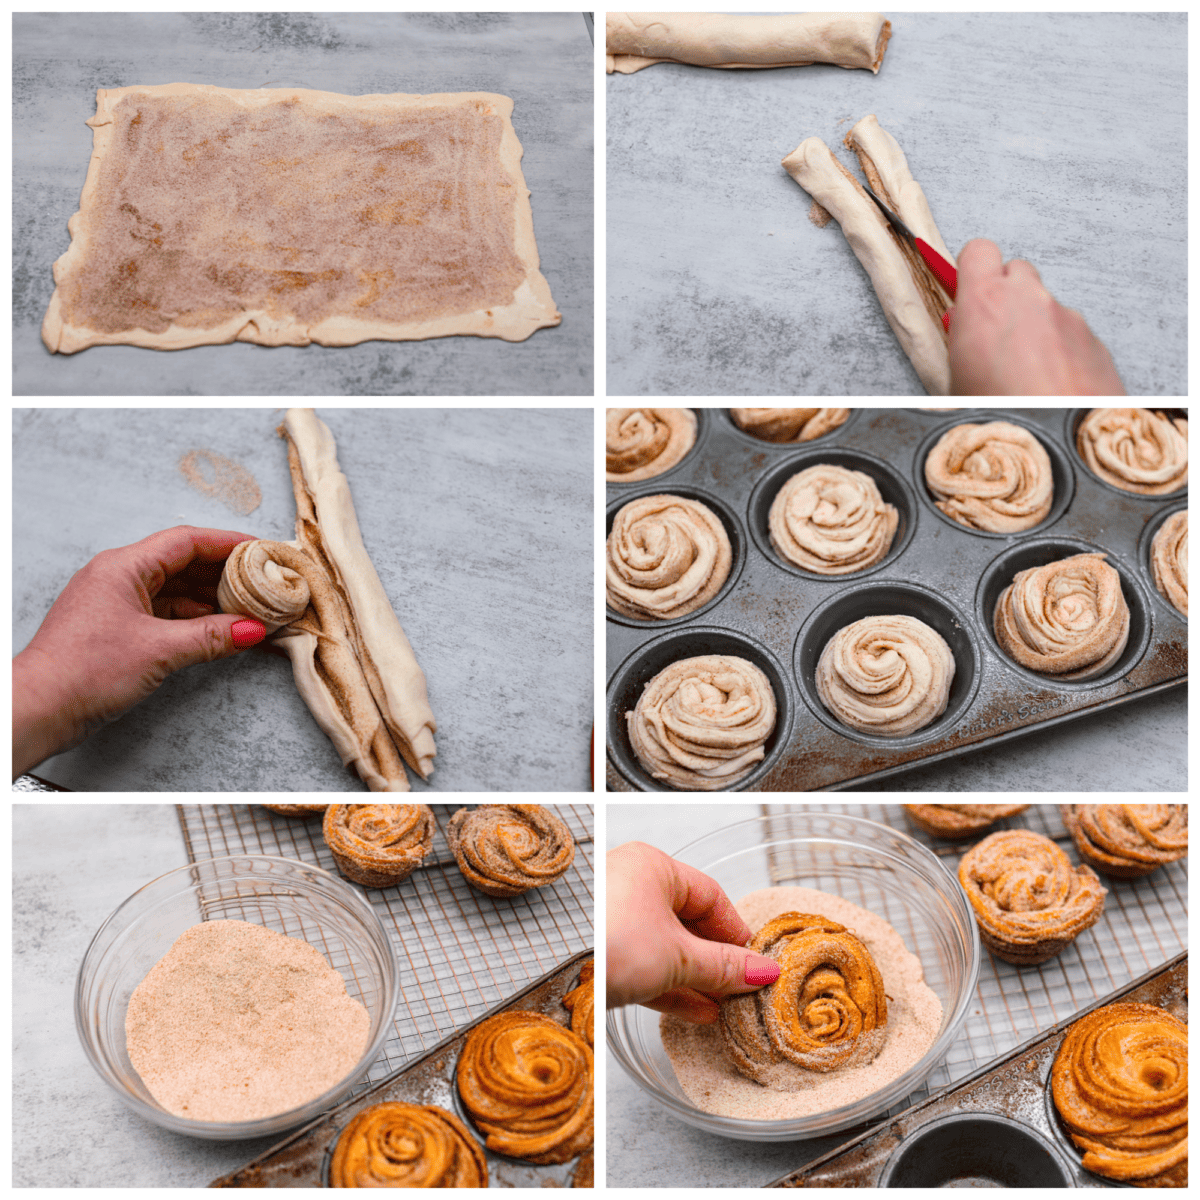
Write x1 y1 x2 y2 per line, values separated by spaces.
323 804 434 887
1051 1002 1187 1188
329 1101 487 1187
1076 408 1188 495
730 408 849 443
606 408 696 481
816 615 955 737
262 804 328 817
924 421 1053 532
1151 511 1188 617
720 913 887 1086
571 1149 594 1188
456 1010 593 1164
626 654 777 790
562 960 594 1047
606 494 732 619
768 464 898 575
958 830 1106 965
902 804 1029 839
447 805 575 898
1061 805 1188 879
993 553 1129 680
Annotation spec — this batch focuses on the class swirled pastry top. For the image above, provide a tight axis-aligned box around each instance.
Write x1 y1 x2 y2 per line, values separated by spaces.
993 553 1129 680
329 1101 488 1187
323 803 434 887
1151 510 1188 617
217 538 312 632
456 1010 593 1164
769 464 898 575
1076 408 1188 495
958 830 1106 965
1062 804 1188 879
730 408 849 443
606 408 696 481
719 912 887 1087
816 614 954 737
627 654 777 790
41 84 560 354
1051 1002 1188 1187
446 805 575 897
903 804 1029 839
924 421 1053 532
607 494 732 619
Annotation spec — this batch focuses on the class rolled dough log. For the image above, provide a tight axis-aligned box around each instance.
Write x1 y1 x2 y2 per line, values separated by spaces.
782 114 954 395
607 13 891 74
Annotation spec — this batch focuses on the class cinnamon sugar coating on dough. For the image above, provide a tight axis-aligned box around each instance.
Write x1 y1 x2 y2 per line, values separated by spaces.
42 83 560 353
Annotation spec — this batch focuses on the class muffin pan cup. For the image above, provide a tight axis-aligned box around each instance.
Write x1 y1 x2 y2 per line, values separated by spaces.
606 408 1187 790
767 951 1187 1188
209 951 594 1189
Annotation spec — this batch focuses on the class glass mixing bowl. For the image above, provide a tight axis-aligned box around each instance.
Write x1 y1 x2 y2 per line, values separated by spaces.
75 854 398 1140
607 811 980 1141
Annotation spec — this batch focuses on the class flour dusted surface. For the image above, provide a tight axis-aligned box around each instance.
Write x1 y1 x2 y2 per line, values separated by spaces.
660 886 943 1120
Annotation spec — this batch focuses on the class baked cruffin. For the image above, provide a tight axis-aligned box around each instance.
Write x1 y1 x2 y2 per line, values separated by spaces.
1051 1002 1188 1188
768 464 898 575
262 803 328 817
562 960 594 1047
730 408 849 443
1151 510 1188 617
329 1101 488 1187
993 552 1129 680
456 1010 593 1164
924 420 1053 532
1061 805 1188 879
902 804 1030 839
446 805 575 897
1075 408 1188 495
323 803 434 887
605 408 697 481
719 912 887 1087
957 830 1106 965
606 493 732 620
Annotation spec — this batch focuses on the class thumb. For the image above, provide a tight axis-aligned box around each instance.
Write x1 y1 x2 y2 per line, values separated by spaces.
676 932 780 997
153 614 267 674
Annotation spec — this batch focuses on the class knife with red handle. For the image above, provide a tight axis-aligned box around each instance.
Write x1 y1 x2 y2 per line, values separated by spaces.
862 182 956 331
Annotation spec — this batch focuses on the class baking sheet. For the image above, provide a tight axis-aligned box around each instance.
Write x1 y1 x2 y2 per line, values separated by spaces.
606 408 1187 791
14 408 591 790
606 13 1185 395
15 12 593 396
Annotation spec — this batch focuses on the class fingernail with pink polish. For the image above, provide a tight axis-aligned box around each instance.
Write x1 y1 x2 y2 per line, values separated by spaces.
744 956 781 987
231 618 267 649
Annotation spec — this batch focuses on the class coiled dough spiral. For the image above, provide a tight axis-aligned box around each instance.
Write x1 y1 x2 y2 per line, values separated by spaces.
730 408 849 443
446 804 575 897
816 614 955 736
217 538 312 632
1061 804 1188 879
323 803 434 887
606 408 697 481
1151 510 1187 617
1076 408 1187 495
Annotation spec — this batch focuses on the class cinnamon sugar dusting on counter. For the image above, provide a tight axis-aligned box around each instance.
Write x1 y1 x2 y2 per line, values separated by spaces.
179 449 261 515
660 886 943 1120
807 198 832 228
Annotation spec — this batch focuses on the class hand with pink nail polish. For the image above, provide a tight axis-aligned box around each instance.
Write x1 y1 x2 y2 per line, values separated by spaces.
606 841 782 1024
13 526 266 778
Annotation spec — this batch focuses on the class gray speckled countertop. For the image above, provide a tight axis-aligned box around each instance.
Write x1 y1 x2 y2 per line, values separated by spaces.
13 408 591 791
607 13 1186 395
15 12 593 396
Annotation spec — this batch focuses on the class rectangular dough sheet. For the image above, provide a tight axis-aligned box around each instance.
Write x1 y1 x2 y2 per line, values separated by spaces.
607 13 890 74
41 83 562 353
783 114 954 395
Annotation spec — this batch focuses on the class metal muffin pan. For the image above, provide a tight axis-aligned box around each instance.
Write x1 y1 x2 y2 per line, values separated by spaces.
210 952 593 1188
606 408 1188 790
767 952 1187 1187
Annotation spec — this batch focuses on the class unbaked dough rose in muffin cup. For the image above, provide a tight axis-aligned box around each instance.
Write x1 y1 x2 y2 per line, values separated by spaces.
606 494 732 619
605 408 697 482
924 420 1053 532
769 464 898 575
1075 407 1188 495
816 614 955 737
1150 509 1187 617
993 553 1129 680
627 654 777 790
730 408 850 443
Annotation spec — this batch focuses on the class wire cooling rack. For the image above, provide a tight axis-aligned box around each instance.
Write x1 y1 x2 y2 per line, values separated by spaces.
761 802 1187 1119
176 804 593 1091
